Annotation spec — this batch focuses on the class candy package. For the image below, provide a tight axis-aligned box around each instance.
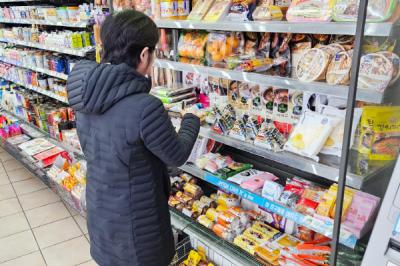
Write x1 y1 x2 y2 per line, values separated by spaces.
287 0 334 22
284 111 339 161
333 0 398 22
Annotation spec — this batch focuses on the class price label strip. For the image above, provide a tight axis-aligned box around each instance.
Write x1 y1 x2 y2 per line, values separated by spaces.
204 172 358 248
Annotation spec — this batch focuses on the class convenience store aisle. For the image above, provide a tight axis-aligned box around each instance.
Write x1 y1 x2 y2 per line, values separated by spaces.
0 147 96 266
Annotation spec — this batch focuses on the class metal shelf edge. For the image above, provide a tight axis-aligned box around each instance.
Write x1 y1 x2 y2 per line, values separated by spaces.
154 59 383 104
0 18 90 28
155 20 394 37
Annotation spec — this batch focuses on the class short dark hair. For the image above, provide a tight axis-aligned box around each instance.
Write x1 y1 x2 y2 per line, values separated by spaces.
100 10 159 68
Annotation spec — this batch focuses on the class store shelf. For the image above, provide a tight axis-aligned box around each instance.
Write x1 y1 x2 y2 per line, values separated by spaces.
0 18 90 28
1 109 83 157
0 38 94 57
180 163 359 249
154 59 384 104
155 20 395 37
170 209 260 266
0 76 68 103
199 127 374 188
0 57 68 80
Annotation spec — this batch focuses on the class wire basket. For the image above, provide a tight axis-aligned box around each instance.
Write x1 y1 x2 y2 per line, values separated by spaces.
170 236 192 266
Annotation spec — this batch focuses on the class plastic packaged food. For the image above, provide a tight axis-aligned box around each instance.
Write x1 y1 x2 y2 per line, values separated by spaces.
233 235 257 255
178 31 208 60
357 106 400 160
252 221 281 239
227 169 261 184
187 0 215 20
252 4 284 21
378 51 400 85
296 48 331 82
358 53 393 93
262 180 284 201
212 223 235 241
333 0 397 22
243 228 271 244
287 0 334 22
285 111 339 161
226 0 257 21
273 234 303 248
269 33 292 77
326 51 352 85
206 208 219 222
197 215 215 229
207 32 240 67
203 0 232 21
254 243 280 266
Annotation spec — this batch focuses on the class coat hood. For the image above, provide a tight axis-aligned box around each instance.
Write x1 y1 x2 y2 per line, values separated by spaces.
67 60 151 114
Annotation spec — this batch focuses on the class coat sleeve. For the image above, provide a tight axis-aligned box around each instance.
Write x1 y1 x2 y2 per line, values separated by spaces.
140 97 200 167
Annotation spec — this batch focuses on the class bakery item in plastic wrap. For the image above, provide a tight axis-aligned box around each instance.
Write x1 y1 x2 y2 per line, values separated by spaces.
187 0 215 20
358 53 393 93
326 50 352 85
296 48 331 82
286 0 334 22
333 0 397 22
284 111 339 161
252 3 284 20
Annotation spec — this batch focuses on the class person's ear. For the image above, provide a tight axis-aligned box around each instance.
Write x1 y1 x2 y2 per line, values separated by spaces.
140 47 149 64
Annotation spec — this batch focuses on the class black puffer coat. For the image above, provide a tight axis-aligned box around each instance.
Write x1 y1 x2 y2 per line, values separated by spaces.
67 60 200 266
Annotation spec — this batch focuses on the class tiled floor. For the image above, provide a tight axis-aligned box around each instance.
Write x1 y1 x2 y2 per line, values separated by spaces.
0 147 97 266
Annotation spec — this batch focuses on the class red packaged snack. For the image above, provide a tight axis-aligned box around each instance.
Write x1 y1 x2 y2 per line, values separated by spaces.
295 197 319 216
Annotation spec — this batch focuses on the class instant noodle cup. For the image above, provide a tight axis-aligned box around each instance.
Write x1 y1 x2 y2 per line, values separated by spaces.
326 51 352 85
378 51 400 85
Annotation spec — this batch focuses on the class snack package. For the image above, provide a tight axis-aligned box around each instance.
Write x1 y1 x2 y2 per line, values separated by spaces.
187 0 215 20
262 180 284 201
212 223 235 241
269 33 292 77
254 120 287 151
203 0 232 21
284 111 339 161
178 31 208 61
320 106 363 157
326 51 352 85
357 106 400 160
228 169 262 185
358 53 393 93
254 243 280 266
291 35 313 79
333 0 398 22
234 235 257 255
296 48 331 82
262 86 275 119
240 171 278 192
253 3 283 21
207 32 240 67
273 88 289 123
287 0 334 22
226 0 257 21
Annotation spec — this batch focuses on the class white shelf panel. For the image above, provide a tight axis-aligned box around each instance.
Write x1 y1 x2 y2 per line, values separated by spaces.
155 20 395 37
154 59 384 104
0 57 68 80
0 76 69 103
0 38 94 57
0 18 90 28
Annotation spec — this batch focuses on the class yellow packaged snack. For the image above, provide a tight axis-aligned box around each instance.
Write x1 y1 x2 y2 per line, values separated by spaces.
252 222 281 239
254 243 280 265
183 250 202 265
233 235 257 255
329 185 354 219
357 106 400 160
203 0 232 21
243 228 271 244
273 234 302 248
187 0 215 20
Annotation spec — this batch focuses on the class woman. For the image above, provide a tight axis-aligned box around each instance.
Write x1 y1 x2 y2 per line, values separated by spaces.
67 10 200 266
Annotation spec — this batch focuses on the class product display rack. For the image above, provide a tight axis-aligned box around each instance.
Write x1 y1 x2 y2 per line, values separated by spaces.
0 57 68 80
0 76 68 103
0 38 95 57
154 59 385 104
0 18 90 28
155 20 397 37
198 127 393 190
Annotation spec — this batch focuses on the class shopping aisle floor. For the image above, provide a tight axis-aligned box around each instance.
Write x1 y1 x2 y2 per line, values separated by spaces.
0 147 97 266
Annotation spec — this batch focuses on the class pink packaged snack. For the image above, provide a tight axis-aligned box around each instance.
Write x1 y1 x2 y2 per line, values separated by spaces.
343 191 380 232
240 171 278 192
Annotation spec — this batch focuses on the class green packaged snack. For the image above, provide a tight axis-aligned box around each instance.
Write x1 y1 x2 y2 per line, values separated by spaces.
216 162 253 179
